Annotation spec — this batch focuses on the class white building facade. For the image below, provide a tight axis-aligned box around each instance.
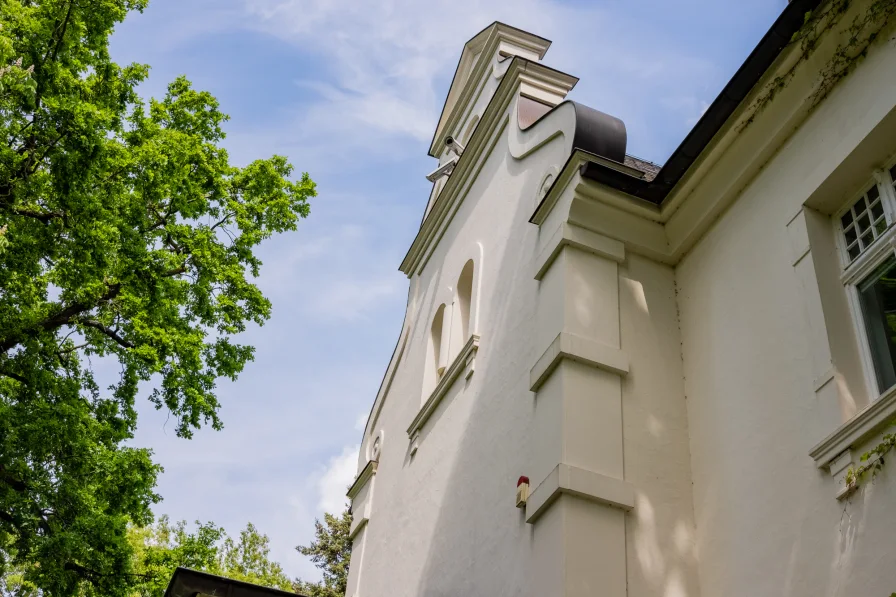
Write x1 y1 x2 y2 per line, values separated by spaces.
346 1 896 595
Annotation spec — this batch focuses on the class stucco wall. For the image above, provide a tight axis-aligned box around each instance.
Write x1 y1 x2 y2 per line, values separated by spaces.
353 94 569 597
621 254 700 597
352 13 896 597
676 33 896 597
354 95 701 597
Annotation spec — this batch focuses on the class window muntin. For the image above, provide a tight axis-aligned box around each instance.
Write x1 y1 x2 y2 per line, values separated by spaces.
838 160 896 400
858 256 896 393
841 183 887 261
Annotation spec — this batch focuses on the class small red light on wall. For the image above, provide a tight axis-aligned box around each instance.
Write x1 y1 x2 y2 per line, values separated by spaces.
516 476 530 508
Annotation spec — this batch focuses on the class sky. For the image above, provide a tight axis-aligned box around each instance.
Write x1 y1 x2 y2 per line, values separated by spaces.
108 0 786 581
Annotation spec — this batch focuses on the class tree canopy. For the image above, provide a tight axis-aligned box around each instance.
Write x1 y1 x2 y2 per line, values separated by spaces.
2 517 296 597
0 0 314 595
294 508 352 597
128 517 295 596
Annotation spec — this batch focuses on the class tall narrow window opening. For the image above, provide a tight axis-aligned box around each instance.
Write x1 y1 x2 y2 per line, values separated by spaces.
457 260 474 343
431 304 446 378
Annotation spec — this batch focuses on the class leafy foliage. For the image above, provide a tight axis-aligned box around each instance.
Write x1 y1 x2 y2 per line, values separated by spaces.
743 0 896 128
3 517 297 596
0 0 314 595
845 428 896 490
128 517 295 596
295 509 352 597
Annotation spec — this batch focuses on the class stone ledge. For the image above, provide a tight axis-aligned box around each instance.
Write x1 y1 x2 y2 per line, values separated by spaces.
349 515 369 540
347 460 378 500
810 384 896 468
526 463 634 524
534 222 625 281
407 335 479 439
529 332 628 392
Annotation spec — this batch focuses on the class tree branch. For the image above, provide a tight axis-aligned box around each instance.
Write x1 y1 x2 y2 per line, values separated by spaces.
210 211 235 231
74 318 134 349
0 283 121 354
0 263 189 355
41 0 75 69
0 466 28 493
5 204 65 222
0 369 29 384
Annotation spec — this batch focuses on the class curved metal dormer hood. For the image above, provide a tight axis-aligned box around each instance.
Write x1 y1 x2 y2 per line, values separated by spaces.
568 101 627 165
512 94 629 167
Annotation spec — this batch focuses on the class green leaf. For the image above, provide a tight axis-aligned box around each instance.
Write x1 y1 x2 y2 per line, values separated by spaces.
0 1 314 594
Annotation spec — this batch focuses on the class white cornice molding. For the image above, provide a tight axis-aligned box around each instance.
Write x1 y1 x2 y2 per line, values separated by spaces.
348 515 368 541
407 335 479 439
347 460 378 500
402 58 576 277
531 3 889 266
529 332 629 392
534 222 625 281
810 386 896 468
525 463 634 524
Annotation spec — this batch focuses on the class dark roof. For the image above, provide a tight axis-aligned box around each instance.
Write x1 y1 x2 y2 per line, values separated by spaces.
623 155 662 182
164 568 302 597
581 0 825 204
568 101 628 164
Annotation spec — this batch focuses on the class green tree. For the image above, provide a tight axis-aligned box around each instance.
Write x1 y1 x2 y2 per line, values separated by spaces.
128 517 294 596
0 559 39 597
0 0 314 595
295 508 352 597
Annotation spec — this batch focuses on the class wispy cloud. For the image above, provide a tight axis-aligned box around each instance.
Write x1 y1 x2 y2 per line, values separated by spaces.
316 444 360 514
237 0 600 160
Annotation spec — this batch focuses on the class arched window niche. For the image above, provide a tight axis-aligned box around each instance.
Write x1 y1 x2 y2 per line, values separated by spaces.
411 254 481 437
449 260 475 363
424 304 449 399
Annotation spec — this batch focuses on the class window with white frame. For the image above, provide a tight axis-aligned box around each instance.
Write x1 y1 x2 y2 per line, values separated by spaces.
839 159 896 396
840 183 886 261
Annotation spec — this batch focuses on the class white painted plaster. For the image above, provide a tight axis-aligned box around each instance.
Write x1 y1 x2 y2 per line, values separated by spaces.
348 10 896 597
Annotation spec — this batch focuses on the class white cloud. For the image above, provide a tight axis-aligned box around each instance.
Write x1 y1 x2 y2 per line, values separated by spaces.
238 0 600 156
317 444 360 514
233 0 721 167
354 412 368 433
309 278 401 322
257 217 406 323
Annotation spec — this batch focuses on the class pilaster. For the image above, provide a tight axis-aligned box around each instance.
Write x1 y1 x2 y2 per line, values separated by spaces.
346 461 377 597
529 222 629 597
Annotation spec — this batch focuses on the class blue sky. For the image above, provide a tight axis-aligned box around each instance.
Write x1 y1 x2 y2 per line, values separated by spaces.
108 0 785 581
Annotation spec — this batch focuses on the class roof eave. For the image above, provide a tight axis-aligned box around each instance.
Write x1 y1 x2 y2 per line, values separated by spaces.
581 0 825 205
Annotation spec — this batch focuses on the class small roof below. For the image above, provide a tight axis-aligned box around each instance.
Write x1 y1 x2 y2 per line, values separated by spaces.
623 155 662 182
164 568 302 597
